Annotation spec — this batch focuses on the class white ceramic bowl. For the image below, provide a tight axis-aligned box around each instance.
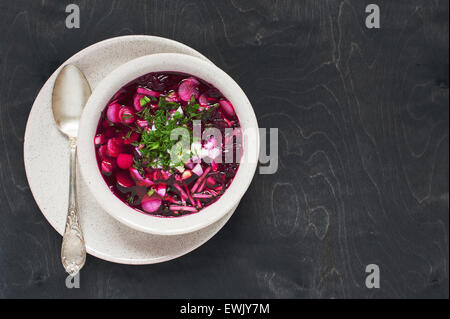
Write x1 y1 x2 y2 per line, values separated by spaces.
77 53 259 235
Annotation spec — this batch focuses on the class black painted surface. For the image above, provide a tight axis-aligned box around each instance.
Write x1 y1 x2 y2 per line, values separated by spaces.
0 0 448 298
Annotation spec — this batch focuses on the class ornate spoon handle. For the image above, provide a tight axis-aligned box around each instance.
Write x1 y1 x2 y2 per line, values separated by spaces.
61 137 86 276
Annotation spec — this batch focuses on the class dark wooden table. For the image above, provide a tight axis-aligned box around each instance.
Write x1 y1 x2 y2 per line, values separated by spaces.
0 0 448 298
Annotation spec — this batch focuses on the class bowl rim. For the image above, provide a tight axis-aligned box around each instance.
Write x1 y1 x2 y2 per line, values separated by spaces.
77 53 260 235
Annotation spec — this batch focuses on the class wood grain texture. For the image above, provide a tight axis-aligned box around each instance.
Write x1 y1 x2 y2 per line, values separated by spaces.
0 0 448 298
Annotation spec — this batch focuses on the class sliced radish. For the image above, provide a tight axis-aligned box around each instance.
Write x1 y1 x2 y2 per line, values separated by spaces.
106 103 121 123
94 134 107 145
137 87 160 97
117 153 133 169
116 170 134 188
141 194 162 213
101 157 116 173
98 145 108 159
119 106 135 124
219 100 235 117
106 138 123 157
133 94 148 112
178 77 200 101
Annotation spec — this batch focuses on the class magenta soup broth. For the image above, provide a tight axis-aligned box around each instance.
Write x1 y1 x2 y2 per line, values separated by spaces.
94 72 242 217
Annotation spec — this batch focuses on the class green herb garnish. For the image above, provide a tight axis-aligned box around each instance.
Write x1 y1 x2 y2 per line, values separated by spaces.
123 130 133 140
134 95 216 170
132 158 145 176
126 195 135 205
121 113 134 120
140 96 151 107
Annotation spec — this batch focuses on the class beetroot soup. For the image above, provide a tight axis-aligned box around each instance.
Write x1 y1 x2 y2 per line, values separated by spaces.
94 72 241 217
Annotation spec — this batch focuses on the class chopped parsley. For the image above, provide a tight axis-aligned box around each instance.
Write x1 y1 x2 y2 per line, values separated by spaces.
140 96 151 107
126 194 135 205
133 96 205 170
123 130 133 140
133 158 145 176
121 113 134 120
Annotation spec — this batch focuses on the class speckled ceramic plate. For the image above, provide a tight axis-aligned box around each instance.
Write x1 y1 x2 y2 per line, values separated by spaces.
24 35 236 265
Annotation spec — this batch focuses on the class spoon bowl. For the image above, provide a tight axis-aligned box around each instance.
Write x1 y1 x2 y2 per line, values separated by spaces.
52 65 91 138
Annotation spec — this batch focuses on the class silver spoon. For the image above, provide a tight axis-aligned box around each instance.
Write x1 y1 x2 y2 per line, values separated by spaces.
52 64 91 275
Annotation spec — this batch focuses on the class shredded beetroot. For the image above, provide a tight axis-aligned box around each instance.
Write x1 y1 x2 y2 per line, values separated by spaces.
197 178 207 193
191 167 211 193
193 193 213 199
169 205 198 212
173 183 188 200
184 184 196 206
178 77 200 102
